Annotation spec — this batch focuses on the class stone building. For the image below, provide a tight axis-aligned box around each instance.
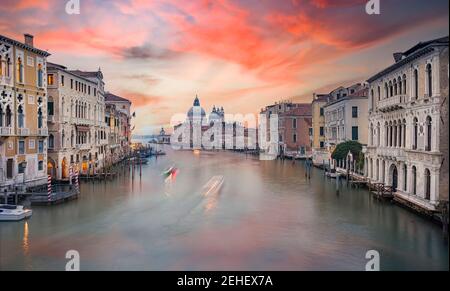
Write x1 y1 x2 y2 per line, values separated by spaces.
364 36 449 212
311 94 329 166
0 34 50 189
46 63 108 179
323 84 369 147
278 104 312 157
105 92 132 160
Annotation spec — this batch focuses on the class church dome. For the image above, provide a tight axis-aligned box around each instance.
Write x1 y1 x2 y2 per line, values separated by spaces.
187 96 206 119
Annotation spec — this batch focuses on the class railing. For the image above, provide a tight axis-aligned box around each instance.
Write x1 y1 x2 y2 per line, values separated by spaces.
17 128 30 136
0 75 12 85
0 127 13 136
37 128 49 136
378 95 407 112
375 147 407 160
48 115 55 123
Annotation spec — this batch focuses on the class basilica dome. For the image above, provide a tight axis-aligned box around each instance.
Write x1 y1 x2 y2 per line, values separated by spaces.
187 96 206 119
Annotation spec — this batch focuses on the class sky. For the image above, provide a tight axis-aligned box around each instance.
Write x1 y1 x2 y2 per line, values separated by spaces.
0 0 448 134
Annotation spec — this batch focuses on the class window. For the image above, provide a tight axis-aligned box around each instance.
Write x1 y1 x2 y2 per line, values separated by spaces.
37 64 44 87
425 169 431 200
48 100 54 116
426 64 432 97
18 140 25 154
292 118 297 129
412 118 418 150
320 108 324 116
18 105 24 128
293 134 297 143
38 140 44 153
319 127 324 136
426 116 432 151
47 73 54 86
352 126 359 141
320 141 324 148
352 106 358 118
38 161 44 171
49 134 55 149
17 57 24 83
6 159 14 179
412 166 417 195
70 79 73 89
414 69 418 99
38 108 43 128
18 162 26 174
403 165 407 191
61 75 65 86
29 139 35 149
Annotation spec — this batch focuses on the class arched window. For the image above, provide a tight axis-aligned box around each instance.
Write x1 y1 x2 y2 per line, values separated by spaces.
393 79 398 96
0 105 3 127
389 81 393 97
377 86 381 101
384 83 388 99
5 105 12 126
426 64 432 97
413 69 419 99
17 57 23 83
403 164 407 191
402 74 407 94
393 121 397 147
412 166 417 195
369 123 373 146
62 130 65 148
412 118 418 150
389 121 393 147
38 108 43 128
398 120 402 148
377 122 381 146
402 119 407 147
425 168 431 200
0 55 3 76
385 122 389 146
398 77 402 95
425 116 432 151
49 134 55 149
18 105 24 128
37 64 43 87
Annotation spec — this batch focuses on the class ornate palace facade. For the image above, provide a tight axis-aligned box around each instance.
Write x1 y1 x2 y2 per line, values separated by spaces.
0 34 50 189
364 36 449 211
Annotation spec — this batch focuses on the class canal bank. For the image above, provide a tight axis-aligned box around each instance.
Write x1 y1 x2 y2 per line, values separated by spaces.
0 148 448 271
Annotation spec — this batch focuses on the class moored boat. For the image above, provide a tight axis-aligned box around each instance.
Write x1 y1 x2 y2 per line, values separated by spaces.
0 205 33 221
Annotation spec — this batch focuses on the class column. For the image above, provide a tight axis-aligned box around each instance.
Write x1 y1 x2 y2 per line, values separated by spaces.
431 169 439 203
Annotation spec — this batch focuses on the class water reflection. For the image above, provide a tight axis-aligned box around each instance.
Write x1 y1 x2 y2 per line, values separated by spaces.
22 221 29 255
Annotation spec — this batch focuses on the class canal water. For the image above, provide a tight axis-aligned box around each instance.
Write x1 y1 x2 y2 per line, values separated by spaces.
0 147 448 271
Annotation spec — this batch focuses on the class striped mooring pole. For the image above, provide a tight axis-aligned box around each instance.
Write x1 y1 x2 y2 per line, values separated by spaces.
47 175 52 202
74 169 80 193
69 164 73 185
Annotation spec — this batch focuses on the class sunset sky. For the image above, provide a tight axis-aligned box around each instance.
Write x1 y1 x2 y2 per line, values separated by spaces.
1 0 448 134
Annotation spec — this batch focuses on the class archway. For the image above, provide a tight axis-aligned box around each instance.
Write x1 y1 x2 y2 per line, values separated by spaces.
389 164 398 192
61 157 69 179
47 158 56 179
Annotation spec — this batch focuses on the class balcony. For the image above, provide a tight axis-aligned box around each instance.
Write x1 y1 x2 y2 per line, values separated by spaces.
17 128 30 136
37 128 49 136
374 147 407 161
48 115 55 123
76 144 90 151
378 95 407 112
0 127 13 136
0 75 12 86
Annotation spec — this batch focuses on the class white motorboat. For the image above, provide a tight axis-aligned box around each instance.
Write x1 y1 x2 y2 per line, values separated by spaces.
0 205 33 221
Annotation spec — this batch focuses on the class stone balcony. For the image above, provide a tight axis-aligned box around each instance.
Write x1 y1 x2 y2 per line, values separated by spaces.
17 128 30 136
370 146 407 161
0 127 13 136
378 95 407 112
36 128 49 136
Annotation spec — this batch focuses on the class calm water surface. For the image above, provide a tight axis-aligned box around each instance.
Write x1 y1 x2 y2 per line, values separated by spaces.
0 147 448 270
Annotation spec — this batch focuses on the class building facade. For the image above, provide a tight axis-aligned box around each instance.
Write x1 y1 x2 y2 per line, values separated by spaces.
311 94 329 166
323 84 369 146
278 104 312 157
46 63 108 180
1 34 50 189
364 36 449 211
105 93 132 162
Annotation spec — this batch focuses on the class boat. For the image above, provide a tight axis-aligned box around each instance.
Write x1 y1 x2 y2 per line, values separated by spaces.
326 169 342 179
201 176 224 197
0 205 33 221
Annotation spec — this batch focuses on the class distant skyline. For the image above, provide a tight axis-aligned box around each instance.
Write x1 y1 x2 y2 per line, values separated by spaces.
1 0 448 134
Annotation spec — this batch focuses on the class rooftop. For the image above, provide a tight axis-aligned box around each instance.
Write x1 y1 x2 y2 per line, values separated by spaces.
105 92 131 104
0 33 51 57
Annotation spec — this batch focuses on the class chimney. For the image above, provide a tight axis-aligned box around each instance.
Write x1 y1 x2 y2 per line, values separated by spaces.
24 34 34 47
393 52 403 63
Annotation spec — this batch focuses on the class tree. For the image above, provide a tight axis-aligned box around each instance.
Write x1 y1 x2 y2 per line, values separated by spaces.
331 141 363 161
